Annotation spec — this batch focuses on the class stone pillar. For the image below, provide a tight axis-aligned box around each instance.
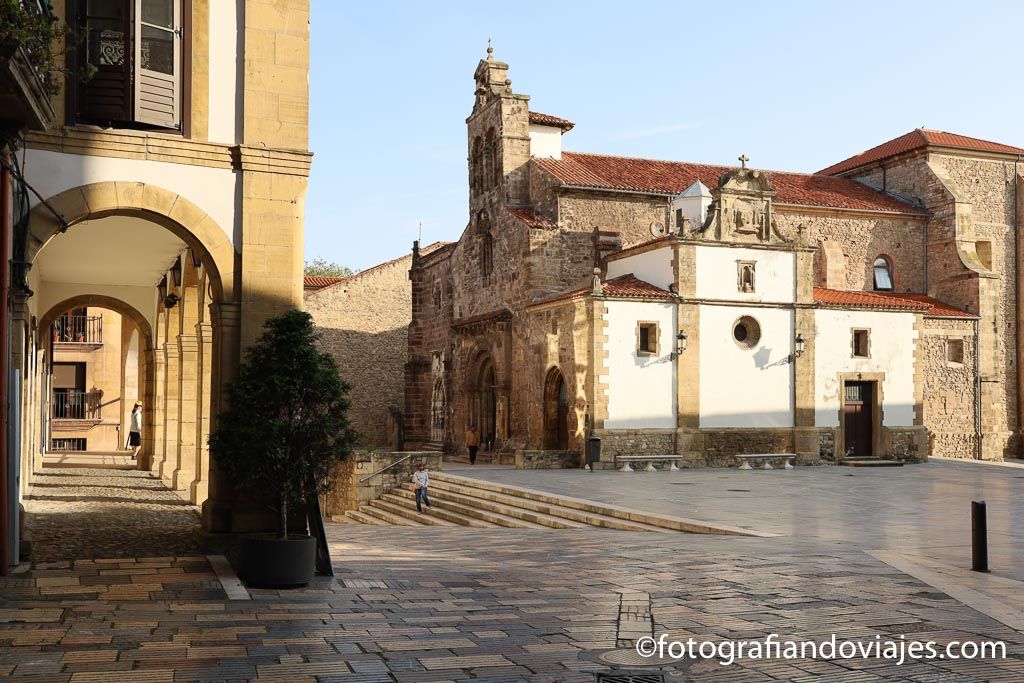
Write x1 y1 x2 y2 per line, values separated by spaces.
159 343 180 484
172 280 200 491
191 320 213 504
792 248 818 463
675 241 702 459
150 348 166 473
202 301 241 532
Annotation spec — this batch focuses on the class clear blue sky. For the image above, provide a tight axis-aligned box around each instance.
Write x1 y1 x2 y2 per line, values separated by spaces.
308 1 1024 271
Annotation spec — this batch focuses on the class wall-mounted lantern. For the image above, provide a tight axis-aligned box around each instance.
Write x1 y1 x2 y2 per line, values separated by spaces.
673 330 688 358
794 333 806 358
170 258 183 287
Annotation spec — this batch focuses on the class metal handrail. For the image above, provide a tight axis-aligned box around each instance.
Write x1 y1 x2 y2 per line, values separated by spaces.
358 453 415 484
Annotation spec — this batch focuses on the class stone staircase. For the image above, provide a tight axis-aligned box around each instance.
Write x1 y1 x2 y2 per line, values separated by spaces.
334 472 740 534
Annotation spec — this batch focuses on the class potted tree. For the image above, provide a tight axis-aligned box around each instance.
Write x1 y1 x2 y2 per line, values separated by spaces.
209 310 357 587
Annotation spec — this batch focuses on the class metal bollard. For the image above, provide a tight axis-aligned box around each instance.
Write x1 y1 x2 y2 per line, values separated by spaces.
972 500 989 573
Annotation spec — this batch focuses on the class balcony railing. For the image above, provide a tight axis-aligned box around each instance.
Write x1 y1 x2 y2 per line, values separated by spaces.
52 316 103 345
51 389 97 420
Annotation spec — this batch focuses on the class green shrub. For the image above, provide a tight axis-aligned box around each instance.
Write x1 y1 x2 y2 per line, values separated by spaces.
209 310 358 538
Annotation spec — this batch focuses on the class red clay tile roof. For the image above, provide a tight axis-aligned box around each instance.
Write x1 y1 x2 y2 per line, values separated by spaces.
530 274 676 307
820 129 1024 176
529 111 574 132
534 152 924 215
451 307 514 330
303 275 345 291
813 287 974 318
507 206 556 229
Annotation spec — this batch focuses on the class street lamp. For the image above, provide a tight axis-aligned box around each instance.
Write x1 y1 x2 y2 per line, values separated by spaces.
794 333 806 358
674 330 688 357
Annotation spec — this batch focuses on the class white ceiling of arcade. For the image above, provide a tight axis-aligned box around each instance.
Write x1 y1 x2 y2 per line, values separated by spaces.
35 216 187 287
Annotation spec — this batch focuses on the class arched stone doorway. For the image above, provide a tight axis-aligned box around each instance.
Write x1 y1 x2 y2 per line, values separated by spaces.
469 351 498 451
543 367 570 450
20 182 233 512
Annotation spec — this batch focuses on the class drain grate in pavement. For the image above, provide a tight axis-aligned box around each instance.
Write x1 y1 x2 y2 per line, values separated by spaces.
596 673 666 683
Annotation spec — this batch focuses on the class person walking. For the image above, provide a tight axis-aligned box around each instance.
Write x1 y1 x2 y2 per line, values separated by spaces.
466 426 480 465
128 400 143 460
412 462 432 513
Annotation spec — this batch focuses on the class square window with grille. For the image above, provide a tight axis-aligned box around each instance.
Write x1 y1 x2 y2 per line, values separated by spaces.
947 338 964 365
852 329 870 358
637 322 659 355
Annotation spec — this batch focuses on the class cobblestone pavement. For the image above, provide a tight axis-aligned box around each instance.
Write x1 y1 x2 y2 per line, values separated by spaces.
448 459 1024 581
23 467 202 563
1 527 1023 681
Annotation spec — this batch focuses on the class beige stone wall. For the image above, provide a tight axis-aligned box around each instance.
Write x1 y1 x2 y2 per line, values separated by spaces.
306 249 444 448
845 152 1017 458
920 317 979 459
777 210 927 293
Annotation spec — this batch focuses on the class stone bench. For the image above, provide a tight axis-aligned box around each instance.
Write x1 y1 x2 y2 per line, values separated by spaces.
616 455 681 472
734 453 795 470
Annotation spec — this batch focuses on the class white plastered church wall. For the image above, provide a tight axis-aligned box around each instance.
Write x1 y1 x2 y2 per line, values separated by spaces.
698 305 795 428
605 245 674 290
813 309 917 427
695 245 795 304
528 124 562 159
601 300 677 429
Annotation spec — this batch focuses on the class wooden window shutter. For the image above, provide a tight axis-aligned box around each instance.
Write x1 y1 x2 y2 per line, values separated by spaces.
78 0 133 123
133 0 181 128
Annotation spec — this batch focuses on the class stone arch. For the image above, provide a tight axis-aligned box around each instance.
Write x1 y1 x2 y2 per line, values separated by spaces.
28 181 235 301
466 347 498 450
543 366 569 450
38 295 156 469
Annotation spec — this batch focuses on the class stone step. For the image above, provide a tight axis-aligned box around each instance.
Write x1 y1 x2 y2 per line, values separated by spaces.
840 458 904 467
427 480 672 532
383 492 498 528
372 497 455 526
345 510 386 525
359 504 422 526
391 488 545 529
430 472 754 535
424 483 589 529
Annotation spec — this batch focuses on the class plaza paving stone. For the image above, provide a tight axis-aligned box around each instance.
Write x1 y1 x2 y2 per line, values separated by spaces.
23 467 203 562
447 459 1024 580
0 527 1021 681
8 460 1024 680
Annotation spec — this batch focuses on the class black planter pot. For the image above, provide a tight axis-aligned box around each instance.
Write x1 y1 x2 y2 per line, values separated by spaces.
240 535 316 588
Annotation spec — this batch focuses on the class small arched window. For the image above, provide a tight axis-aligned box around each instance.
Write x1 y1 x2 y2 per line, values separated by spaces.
873 256 893 291
477 210 493 279
485 128 498 187
471 136 483 193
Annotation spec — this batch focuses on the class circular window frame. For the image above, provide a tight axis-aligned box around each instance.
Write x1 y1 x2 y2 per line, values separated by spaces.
732 315 762 349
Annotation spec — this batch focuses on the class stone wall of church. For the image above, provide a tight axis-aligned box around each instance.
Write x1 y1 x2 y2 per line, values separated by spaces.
920 317 979 459
406 248 455 446
846 153 1018 458
306 251 427 448
515 300 591 451
777 210 927 293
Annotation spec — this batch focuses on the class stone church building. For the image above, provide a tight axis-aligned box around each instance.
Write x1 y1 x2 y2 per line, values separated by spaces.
405 49 1024 466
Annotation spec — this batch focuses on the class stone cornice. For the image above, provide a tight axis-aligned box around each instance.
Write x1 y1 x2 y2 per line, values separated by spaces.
25 127 313 177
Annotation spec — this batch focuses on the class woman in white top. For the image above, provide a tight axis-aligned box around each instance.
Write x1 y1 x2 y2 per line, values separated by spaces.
128 401 143 460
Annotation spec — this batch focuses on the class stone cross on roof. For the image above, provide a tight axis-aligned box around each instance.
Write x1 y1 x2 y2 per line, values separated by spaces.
739 154 749 169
